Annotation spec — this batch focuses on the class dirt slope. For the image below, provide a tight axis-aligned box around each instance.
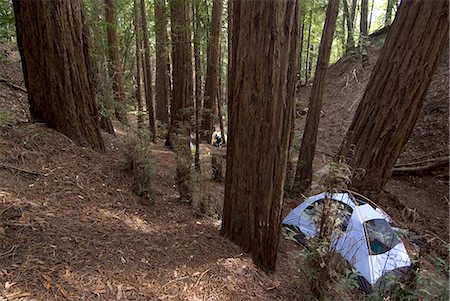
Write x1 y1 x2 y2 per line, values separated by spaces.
295 34 449 257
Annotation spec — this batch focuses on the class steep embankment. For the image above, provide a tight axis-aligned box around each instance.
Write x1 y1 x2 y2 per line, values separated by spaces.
295 33 449 257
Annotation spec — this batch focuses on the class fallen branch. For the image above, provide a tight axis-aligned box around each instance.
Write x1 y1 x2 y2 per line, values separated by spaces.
393 160 448 175
195 267 213 286
0 78 27 93
395 156 449 168
0 163 46 176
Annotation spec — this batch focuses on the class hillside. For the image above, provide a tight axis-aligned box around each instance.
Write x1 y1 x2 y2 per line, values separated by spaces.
295 33 449 257
0 33 448 300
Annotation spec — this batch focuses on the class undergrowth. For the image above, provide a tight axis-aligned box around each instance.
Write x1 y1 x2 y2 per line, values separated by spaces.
123 129 156 204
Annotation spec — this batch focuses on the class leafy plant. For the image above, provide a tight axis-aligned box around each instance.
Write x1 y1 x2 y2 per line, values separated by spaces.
123 130 156 204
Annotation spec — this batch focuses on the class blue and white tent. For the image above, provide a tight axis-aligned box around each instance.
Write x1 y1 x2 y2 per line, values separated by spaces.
283 192 411 290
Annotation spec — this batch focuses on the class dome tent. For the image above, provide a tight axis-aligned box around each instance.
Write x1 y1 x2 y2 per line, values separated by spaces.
282 191 411 292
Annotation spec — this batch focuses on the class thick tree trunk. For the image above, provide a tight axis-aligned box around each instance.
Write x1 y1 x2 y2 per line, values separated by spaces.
193 1 201 172
169 0 194 201
13 0 104 151
343 0 356 53
134 0 144 131
292 0 340 195
201 0 223 142
104 0 128 124
338 0 448 200
140 0 157 142
154 0 170 124
221 0 300 272
285 0 302 194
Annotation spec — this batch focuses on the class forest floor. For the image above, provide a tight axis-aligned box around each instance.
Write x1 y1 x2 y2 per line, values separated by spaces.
0 32 448 300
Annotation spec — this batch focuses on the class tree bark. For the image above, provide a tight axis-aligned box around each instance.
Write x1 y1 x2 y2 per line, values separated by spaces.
168 0 194 201
193 0 202 172
221 0 300 272
285 0 302 194
105 0 128 124
154 0 170 124
338 0 448 200
343 0 356 53
201 0 223 142
13 0 104 151
292 0 340 195
304 9 313 83
167 0 194 147
298 16 305 85
134 0 144 131
140 0 157 142
359 0 369 64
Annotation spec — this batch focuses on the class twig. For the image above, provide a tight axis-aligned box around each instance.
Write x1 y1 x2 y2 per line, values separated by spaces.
0 163 46 176
195 267 213 286
0 245 17 258
161 276 190 289
0 77 27 93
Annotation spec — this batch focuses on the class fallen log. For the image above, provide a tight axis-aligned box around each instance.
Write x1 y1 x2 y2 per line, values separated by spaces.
393 159 448 175
395 156 449 168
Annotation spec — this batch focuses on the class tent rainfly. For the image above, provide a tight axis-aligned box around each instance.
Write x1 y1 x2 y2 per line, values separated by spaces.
282 192 411 292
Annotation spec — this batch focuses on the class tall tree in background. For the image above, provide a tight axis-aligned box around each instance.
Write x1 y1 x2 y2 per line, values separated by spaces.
13 0 104 151
359 0 368 64
154 0 170 124
222 0 300 272
169 0 194 201
134 0 144 130
292 0 340 195
285 0 302 194
140 0 157 142
105 0 128 124
304 9 313 83
343 0 355 52
339 0 448 200
201 0 223 141
192 0 201 171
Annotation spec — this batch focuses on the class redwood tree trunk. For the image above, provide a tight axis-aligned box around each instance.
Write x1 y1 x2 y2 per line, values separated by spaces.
105 0 128 124
169 0 194 201
339 0 448 200
221 0 300 272
292 0 340 195
343 0 356 52
304 10 313 82
359 0 369 64
285 0 302 194
193 0 201 171
154 0 170 124
13 0 104 151
201 0 223 141
134 0 144 130
140 0 157 142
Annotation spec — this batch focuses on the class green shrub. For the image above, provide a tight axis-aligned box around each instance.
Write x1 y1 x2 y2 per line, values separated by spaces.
123 130 156 204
